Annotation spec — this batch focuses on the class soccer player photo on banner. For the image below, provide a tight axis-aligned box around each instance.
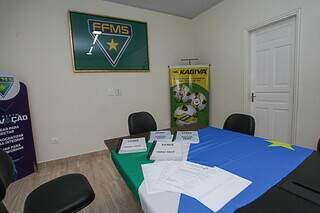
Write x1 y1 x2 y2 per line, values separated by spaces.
169 65 210 127
69 11 149 72
0 71 37 180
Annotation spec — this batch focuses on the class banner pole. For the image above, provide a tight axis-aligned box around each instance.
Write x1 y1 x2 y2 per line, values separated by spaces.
180 58 199 65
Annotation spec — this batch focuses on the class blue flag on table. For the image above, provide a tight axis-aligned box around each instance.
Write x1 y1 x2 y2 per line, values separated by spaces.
178 127 313 213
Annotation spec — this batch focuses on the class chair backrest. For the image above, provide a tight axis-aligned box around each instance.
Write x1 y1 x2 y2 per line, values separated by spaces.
0 149 14 211
317 138 320 152
223 113 255 136
0 201 9 213
128 112 157 135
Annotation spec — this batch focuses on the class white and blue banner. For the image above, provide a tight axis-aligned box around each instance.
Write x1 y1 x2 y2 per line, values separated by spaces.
0 71 37 180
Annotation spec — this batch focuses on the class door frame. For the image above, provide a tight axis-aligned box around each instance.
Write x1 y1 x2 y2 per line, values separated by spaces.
243 9 301 145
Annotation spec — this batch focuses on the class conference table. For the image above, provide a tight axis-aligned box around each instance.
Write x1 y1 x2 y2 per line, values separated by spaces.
104 124 320 213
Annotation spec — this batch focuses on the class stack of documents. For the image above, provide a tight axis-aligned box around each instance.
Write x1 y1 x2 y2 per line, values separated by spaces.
141 161 252 212
118 137 147 154
148 131 173 143
174 131 199 144
149 142 183 161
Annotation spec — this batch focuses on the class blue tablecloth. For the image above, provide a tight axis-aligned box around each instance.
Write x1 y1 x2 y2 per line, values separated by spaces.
178 127 313 212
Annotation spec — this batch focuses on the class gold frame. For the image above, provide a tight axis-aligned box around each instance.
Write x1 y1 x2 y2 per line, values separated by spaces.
68 10 150 73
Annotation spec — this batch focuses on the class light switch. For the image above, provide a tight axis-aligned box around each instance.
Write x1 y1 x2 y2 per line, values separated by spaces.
115 88 121 96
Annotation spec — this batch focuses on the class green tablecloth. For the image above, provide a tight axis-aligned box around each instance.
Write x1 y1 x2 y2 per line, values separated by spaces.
111 143 154 201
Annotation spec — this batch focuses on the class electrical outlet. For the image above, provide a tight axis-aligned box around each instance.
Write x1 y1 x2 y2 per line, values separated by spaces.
108 88 121 96
51 137 59 144
107 88 115 96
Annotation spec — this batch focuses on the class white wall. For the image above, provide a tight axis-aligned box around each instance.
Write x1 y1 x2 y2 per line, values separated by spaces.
192 0 320 149
2 0 319 162
0 0 194 162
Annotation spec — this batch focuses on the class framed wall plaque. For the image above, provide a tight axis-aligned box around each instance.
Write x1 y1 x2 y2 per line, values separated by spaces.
69 11 150 72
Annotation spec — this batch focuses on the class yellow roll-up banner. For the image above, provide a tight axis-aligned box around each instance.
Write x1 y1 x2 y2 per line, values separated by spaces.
169 65 210 127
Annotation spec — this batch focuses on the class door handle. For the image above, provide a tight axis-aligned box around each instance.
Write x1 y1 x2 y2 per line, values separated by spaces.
251 92 256 102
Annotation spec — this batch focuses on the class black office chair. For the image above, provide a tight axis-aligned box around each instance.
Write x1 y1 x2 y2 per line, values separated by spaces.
128 111 157 135
0 149 95 213
223 113 255 136
317 138 320 152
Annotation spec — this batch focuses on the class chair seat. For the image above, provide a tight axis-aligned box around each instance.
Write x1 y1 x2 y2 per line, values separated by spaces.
24 174 95 213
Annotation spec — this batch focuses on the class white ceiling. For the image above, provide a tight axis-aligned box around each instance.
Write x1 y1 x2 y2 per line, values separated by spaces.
103 0 224 19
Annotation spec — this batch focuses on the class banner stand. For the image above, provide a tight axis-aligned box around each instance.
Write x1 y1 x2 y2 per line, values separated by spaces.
33 162 39 173
169 64 210 127
0 72 37 180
